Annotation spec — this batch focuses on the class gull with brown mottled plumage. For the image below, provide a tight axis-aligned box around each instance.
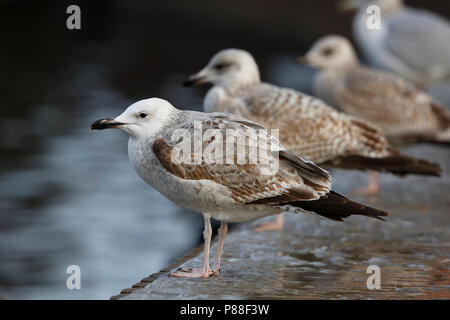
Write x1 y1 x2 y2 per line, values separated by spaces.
183 48 441 230
91 98 389 278
303 35 450 147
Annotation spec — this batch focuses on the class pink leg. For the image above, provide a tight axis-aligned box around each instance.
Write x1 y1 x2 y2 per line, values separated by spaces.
351 171 380 196
170 214 213 278
212 221 228 275
254 213 284 232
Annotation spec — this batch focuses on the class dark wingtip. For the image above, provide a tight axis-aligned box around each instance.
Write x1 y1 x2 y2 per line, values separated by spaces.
328 154 444 177
291 190 390 222
374 210 389 221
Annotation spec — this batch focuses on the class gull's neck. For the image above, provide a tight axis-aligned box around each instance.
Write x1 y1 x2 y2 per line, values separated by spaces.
217 77 260 94
217 63 261 93
324 58 360 73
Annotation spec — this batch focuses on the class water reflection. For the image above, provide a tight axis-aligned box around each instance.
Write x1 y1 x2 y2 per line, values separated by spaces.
0 59 202 298
0 0 316 299
125 201 449 300
1 1 449 300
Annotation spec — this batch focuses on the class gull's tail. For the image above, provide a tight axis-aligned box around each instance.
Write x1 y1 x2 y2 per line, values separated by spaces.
281 191 389 222
325 153 443 177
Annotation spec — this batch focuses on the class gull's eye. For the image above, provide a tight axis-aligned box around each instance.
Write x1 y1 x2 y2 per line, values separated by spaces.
214 63 226 70
321 47 334 57
139 112 147 119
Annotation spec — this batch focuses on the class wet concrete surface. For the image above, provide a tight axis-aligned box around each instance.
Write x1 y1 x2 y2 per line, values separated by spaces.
2 1 449 301
121 145 450 299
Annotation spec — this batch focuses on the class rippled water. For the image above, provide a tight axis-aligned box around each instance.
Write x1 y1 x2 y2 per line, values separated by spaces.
1 2 449 300
0 2 312 299
0 63 203 299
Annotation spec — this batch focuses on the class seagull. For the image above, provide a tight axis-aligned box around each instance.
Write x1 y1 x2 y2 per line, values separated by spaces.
182 48 441 230
91 98 389 278
337 0 450 85
302 35 450 148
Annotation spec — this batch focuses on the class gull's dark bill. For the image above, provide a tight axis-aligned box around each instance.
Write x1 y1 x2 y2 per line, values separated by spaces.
91 119 125 130
182 75 206 87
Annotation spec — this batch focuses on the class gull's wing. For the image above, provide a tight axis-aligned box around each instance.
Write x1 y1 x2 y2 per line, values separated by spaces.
385 8 450 81
153 112 389 221
153 112 331 205
336 67 450 137
236 83 442 175
234 83 393 164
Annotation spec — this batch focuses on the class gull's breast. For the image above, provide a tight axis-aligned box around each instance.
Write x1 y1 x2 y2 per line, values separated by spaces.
127 137 276 220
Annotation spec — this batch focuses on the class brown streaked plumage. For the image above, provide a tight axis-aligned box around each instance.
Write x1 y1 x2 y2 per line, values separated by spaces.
305 35 450 147
184 49 442 176
150 121 388 222
151 113 332 205
184 48 442 230
91 98 389 278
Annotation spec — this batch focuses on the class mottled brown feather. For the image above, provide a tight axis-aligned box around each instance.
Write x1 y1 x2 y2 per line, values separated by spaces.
152 113 332 206
153 121 388 222
208 83 442 175
324 66 450 145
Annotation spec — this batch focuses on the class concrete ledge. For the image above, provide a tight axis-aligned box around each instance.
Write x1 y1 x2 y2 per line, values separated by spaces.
112 145 450 300
114 213 449 299
110 244 205 300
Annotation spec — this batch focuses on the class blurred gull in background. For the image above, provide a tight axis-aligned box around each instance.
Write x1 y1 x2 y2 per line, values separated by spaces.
183 48 441 233
338 0 450 86
91 98 390 277
303 35 450 147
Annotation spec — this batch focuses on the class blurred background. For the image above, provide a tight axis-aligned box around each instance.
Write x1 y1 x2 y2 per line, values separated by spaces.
1 0 449 299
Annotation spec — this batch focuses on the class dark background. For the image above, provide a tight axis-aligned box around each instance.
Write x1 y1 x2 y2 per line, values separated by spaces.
1 0 449 299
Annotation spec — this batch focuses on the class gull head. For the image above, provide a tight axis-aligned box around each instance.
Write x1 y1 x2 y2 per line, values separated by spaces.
300 35 358 70
91 98 177 139
183 48 260 89
336 0 403 13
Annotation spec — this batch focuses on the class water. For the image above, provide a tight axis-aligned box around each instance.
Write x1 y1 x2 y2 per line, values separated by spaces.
1 1 449 300
0 1 311 299
0 56 203 299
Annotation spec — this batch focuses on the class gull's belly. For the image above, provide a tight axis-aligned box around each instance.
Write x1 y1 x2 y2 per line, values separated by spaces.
138 163 279 222
128 140 279 222
209 206 280 223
